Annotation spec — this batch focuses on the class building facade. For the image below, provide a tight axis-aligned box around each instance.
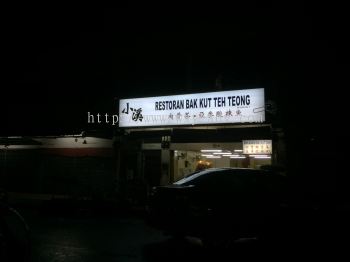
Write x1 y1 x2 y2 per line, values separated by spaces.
0 135 115 201
115 88 286 203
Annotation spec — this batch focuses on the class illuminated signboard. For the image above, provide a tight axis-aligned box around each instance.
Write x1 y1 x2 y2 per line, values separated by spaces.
119 88 265 127
243 140 272 154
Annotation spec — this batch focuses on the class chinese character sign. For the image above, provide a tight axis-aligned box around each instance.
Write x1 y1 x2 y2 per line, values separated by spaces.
119 88 265 127
243 140 272 154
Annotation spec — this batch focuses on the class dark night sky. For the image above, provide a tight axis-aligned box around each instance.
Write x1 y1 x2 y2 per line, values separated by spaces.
2 3 348 138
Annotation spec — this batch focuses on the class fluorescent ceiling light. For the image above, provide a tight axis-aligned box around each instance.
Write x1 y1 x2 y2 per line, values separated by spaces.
234 149 243 152
254 156 271 159
206 156 221 159
230 156 246 159
201 149 222 152
213 152 232 155
249 154 270 157
201 154 213 157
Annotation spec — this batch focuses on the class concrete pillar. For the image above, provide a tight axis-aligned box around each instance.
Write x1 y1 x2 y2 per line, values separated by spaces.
160 136 172 185
272 128 286 167
160 149 171 185
113 135 123 195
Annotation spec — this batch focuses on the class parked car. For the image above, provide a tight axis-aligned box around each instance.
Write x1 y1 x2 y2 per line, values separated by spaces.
147 168 290 245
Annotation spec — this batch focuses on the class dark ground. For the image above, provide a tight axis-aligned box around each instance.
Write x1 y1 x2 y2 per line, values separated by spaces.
3 201 345 262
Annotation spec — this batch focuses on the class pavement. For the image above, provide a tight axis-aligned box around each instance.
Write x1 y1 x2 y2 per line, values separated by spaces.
3 201 348 262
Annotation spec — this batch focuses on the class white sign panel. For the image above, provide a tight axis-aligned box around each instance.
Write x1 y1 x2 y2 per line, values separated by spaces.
119 88 265 127
243 140 272 154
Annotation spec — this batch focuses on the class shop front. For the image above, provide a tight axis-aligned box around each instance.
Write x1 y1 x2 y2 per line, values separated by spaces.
115 88 285 200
